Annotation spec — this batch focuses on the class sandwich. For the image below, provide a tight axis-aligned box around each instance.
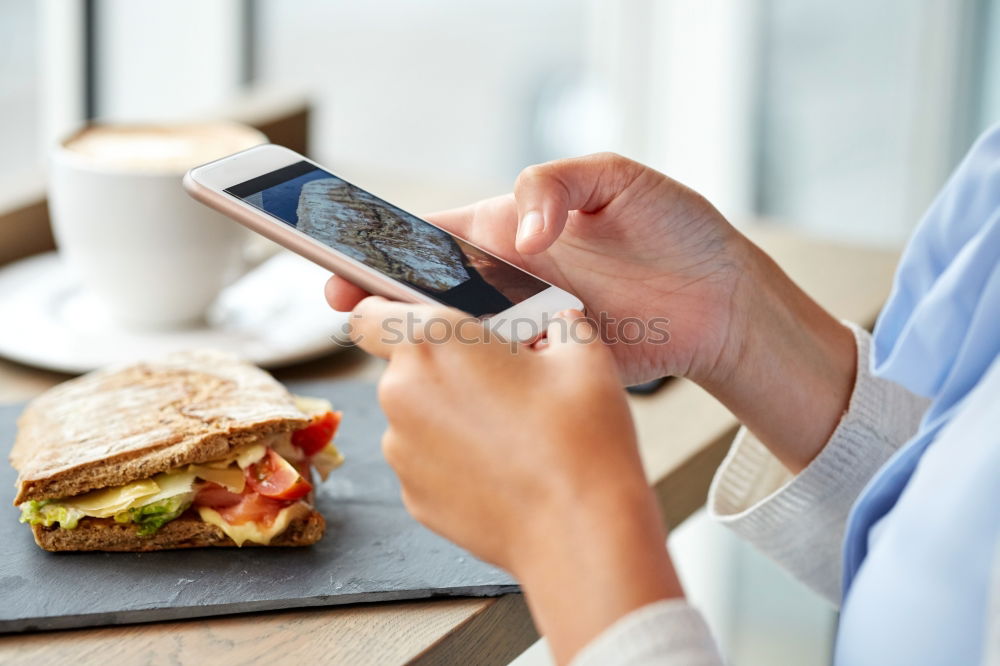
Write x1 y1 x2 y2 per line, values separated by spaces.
10 350 344 552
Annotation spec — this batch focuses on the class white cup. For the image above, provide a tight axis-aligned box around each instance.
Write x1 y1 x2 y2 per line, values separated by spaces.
48 122 267 329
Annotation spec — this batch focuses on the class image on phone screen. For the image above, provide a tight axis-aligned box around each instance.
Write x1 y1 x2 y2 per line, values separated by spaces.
225 161 548 317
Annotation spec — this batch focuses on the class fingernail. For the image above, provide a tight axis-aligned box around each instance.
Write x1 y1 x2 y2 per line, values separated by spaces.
518 211 544 242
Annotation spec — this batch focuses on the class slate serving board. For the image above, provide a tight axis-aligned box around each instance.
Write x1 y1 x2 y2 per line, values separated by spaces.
0 380 517 633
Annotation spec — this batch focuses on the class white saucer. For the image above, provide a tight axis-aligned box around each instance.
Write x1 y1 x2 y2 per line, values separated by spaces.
0 251 353 374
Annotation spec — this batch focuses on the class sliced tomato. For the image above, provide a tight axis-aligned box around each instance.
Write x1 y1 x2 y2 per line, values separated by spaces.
246 448 313 501
195 480 291 527
291 411 341 457
217 492 287 527
195 482 244 508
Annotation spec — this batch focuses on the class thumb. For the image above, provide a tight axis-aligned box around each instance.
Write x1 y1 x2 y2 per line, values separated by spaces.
513 153 642 254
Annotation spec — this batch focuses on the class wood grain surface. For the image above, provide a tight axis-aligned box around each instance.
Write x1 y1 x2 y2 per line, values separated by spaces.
0 595 536 666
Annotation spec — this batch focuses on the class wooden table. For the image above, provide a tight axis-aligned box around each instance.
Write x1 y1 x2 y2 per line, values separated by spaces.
0 227 899 665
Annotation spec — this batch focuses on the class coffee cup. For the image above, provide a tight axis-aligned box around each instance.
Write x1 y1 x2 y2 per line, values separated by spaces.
48 122 267 329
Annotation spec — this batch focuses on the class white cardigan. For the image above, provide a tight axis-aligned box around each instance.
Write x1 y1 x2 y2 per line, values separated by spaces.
568 323 981 665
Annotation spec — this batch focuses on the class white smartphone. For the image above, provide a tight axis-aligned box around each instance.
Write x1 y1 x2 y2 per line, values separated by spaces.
183 144 582 342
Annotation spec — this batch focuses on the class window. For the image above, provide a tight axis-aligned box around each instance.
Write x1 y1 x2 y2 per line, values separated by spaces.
0 0 252 208
0 0 44 203
253 0 588 200
754 0 998 245
91 0 247 121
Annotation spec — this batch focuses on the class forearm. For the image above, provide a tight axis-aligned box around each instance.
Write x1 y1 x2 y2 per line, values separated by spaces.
699 236 857 473
512 482 684 665
708 323 931 602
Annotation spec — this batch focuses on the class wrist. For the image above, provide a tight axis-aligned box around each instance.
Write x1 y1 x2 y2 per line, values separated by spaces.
511 478 683 664
697 237 856 472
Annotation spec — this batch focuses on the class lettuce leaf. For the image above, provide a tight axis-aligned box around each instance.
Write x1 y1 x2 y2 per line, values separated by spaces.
114 493 194 536
19 500 85 529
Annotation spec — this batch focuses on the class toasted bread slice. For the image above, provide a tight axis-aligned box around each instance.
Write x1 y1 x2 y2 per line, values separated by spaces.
30 507 325 552
11 350 309 505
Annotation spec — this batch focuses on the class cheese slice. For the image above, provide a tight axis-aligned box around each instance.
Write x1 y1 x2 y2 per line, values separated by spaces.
62 479 160 517
142 472 197 504
38 472 198 520
234 444 268 469
293 395 333 417
313 443 345 481
196 502 309 546
187 464 245 493
199 442 271 470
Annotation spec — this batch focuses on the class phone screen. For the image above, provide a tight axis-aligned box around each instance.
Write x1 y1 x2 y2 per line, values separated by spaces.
225 161 548 316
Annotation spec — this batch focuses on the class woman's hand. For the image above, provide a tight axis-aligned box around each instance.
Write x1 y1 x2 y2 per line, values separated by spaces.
328 152 857 472
328 152 749 387
350 299 683 664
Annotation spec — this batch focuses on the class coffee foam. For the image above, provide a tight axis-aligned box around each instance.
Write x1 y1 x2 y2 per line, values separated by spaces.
63 123 264 173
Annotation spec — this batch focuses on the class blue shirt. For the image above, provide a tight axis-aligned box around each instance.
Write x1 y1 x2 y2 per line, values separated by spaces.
835 124 1000 664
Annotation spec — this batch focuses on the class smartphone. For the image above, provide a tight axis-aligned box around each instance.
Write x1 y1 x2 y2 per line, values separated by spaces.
183 144 582 342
